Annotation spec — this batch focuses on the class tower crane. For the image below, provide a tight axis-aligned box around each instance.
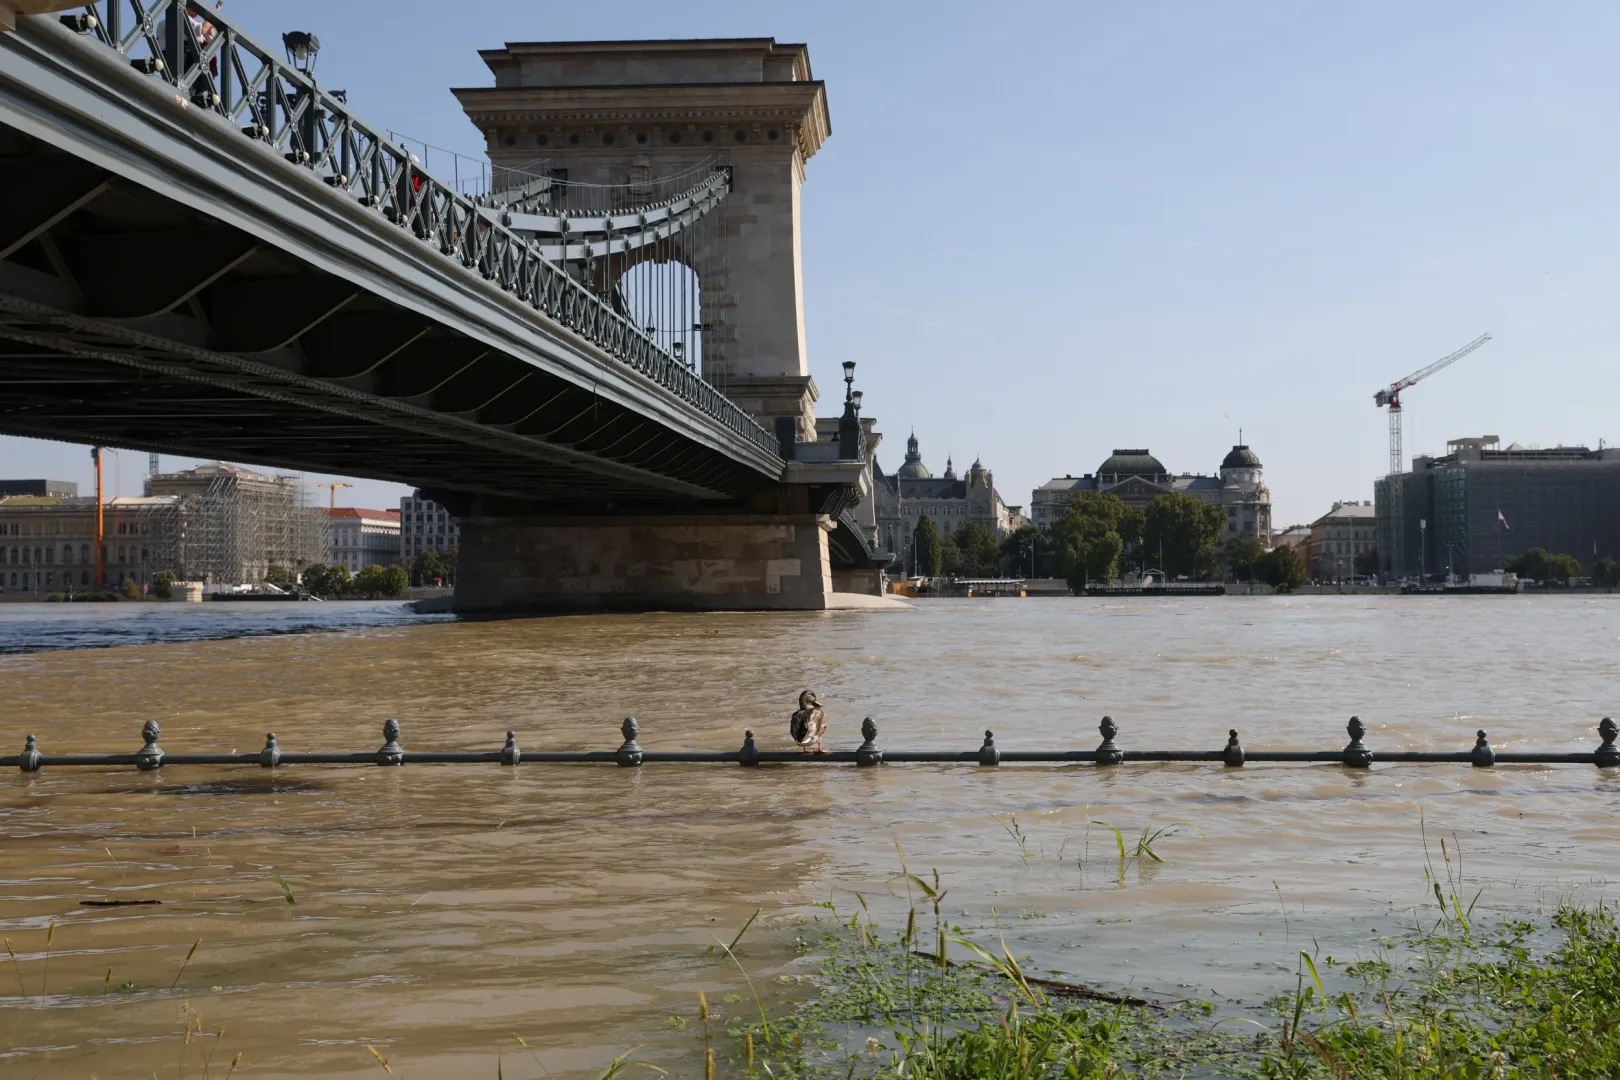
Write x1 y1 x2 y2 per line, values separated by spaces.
307 481 354 508
1373 333 1492 475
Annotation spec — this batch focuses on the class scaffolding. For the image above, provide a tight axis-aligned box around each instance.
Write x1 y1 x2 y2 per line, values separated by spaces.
145 465 330 584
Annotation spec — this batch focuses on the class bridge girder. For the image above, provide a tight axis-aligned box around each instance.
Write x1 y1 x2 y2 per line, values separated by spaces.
0 14 785 510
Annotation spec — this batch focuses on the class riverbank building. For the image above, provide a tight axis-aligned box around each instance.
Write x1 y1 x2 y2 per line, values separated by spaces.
872 434 1022 573
1030 445 1272 543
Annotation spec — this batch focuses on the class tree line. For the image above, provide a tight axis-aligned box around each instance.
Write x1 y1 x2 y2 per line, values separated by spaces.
910 491 1310 593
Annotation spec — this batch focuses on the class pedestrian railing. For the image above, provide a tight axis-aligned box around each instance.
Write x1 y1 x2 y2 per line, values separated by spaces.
4 716 1618 772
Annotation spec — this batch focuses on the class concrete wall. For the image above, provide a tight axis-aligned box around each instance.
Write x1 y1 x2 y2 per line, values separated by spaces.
455 514 835 613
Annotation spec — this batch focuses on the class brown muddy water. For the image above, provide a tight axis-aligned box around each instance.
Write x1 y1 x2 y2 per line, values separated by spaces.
1 595 1618 1077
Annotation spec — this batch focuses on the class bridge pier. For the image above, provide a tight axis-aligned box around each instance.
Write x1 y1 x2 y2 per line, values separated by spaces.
453 513 838 614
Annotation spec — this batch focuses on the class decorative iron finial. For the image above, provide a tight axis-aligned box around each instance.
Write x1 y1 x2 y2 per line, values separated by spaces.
1596 718 1619 768
739 729 760 767
978 730 1000 766
1470 730 1495 768
134 720 163 771
376 718 404 766
1222 729 1245 768
260 733 281 768
855 717 882 766
500 731 521 766
1342 716 1372 768
1096 716 1122 766
616 717 643 767
19 734 41 773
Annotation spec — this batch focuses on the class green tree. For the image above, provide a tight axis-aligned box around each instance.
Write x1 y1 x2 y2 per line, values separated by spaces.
352 564 394 598
1592 556 1620 591
1142 492 1228 580
913 515 943 577
120 578 140 600
939 535 964 576
1546 553 1583 584
1222 535 1266 582
152 570 177 600
1507 547 1550 582
999 524 1052 578
1353 547 1380 578
1062 530 1124 594
303 563 351 598
411 550 446 586
1256 545 1307 593
381 565 410 598
951 521 1001 578
264 565 294 585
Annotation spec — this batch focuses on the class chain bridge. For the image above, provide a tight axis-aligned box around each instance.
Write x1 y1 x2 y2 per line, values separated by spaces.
0 2 883 611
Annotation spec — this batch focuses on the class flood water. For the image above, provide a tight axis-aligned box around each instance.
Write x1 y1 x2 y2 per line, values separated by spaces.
1 595 1617 1077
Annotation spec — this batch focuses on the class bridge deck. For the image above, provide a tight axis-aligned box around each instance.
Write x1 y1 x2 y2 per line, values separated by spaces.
0 6 782 506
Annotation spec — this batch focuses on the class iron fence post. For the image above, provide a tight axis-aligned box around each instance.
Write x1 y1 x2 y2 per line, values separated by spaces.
260 732 280 768
1096 716 1123 766
376 718 404 766
738 730 760 767
978 730 1000 766
500 731 521 766
1597 718 1619 768
1222 729 1245 767
1470 730 1495 768
615 717 643 767
1342 716 1372 768
134 720 163 771
855 718 882 766
19 735 41 773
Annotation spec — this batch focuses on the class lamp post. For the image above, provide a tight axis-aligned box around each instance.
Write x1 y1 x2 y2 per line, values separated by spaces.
1419 518 1427 585
282 31 320 76
837 362 862 460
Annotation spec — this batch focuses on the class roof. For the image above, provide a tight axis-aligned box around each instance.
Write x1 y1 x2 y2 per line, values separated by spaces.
1221 444 1262 469
1098 449 1165 478
109 496 180 507
327 508 402 523
1314 502 1376 524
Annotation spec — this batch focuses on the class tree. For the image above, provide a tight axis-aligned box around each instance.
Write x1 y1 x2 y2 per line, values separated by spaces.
939 535 964 576
1354 548 1380 578
913 515 943 577
382 565 409 598
1062 530 1124 594
999 525 1052 578
1222 536 1266 582
1142 492 1228 580
264 565 295 585
411 550 446 587
152 570 177 600
1592 556 1620 591
1256 546 1307 593
951 521 1001 578
1546 553 1582 584
303 563 351 598
352 564 399 598
121 578 140 600
1507 547 1550 582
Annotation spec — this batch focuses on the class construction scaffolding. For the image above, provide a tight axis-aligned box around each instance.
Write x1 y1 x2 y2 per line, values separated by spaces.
145 464 330 585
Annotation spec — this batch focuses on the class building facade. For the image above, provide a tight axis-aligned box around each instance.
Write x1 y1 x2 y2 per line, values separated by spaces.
1031 445 1272 543
1306 501 1376 581
0 494 182 594
871 434 1022 574
0 480 77 498
146 463 327 583
327 508 402 573
1376 436 1620 580
400 492 461 563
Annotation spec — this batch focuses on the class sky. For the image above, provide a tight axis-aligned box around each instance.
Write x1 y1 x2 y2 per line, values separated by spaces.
5 1 1619 528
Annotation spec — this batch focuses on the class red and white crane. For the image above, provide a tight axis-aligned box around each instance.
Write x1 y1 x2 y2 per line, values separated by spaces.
1373 333 1492 475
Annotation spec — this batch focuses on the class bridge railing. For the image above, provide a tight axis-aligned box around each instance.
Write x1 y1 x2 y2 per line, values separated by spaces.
6 716 1618 771
61 2 778 458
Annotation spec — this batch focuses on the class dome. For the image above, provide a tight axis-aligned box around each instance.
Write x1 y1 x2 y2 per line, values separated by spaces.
1221 444 1262 470
1097 449 1165 478
896 431 931 479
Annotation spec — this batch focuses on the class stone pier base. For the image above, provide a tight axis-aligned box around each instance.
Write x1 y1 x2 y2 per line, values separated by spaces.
453 514 837 614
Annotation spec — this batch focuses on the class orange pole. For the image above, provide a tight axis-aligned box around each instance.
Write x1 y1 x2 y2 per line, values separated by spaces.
92 446 104 587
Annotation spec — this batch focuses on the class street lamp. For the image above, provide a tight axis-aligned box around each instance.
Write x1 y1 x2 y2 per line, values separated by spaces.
283 31 320 76
841 360 857 402
1419 518 1427 584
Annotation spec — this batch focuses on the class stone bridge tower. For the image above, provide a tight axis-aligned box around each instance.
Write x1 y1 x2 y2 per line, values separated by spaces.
455 38 831 441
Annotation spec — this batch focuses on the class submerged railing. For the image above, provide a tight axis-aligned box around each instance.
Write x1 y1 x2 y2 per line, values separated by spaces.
4 717 1618 772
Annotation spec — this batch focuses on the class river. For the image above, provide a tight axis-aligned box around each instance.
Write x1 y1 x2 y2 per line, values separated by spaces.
0 595 1617 1076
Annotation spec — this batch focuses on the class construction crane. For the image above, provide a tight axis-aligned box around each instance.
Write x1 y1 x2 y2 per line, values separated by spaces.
307 481 354 509
1374 333 1492 475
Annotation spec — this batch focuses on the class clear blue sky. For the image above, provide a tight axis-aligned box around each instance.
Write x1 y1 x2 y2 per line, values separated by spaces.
6 1 1618 528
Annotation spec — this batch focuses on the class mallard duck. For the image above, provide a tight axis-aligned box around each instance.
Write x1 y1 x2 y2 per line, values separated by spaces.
790 689 827 753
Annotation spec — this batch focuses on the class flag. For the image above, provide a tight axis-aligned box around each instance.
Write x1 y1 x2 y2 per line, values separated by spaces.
1497 509 1510 530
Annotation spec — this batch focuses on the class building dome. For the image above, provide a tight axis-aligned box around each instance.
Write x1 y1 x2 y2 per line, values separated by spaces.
896 431 931 479
1221 444 1262 470
1097 449 1165 478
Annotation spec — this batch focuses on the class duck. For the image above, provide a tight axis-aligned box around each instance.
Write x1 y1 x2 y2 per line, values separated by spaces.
790 689 827 753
